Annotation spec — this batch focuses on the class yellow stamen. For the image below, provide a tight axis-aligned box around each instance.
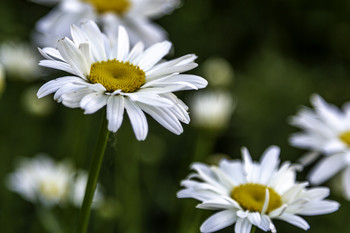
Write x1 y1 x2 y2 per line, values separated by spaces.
89 59 146 93
84 0 131 14
39 180 67 200
340 131 350 146
231 183 282 214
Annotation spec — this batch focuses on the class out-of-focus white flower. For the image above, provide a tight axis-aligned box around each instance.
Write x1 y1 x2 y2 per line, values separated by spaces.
0 63 5 96
0 41 40 81
37 20 207 140
7 155 73 206
178 146 339 233
190 90 235 130
289 94 350 200
202 57 234 88
6 155 104 207
70 170 103 208
21 84 55 117
33 0 180 47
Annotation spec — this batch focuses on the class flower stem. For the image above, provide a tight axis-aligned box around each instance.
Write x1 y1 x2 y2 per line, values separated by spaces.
37 207 64 233
77 113 110 233
250 225 257 233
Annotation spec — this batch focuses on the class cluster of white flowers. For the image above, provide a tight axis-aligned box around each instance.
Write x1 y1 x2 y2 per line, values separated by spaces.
6 155 103 208
3 0 346 233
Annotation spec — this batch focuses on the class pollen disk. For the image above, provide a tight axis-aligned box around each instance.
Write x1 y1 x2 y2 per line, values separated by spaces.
84 0 130 14
231 183 282 214
89 59 145 93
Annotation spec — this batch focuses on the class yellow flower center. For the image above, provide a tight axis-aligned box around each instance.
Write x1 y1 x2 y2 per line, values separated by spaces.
340 131 350 146
231 183 282 214
89 59 146 93
84 0 131 14
38 180 67 200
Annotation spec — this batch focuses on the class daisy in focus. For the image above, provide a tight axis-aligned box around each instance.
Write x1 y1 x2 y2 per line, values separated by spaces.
177 146 339 233
289 94 350 199
37 20 207 141
32 0 180 46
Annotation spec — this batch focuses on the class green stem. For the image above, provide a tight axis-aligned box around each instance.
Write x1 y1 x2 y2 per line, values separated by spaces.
37 207 64 233
77 113 110 233
250 225 257 233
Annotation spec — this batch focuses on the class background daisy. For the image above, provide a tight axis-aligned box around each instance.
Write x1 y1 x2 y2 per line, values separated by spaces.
178 146 339 233
290 94 350 199
32 0 180 46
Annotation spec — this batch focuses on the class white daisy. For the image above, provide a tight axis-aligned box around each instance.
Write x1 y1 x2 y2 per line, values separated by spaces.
33 0 180 47
6 154 73 206
177 146 339 233
190 90 235 130
37 20 207 141
6 155 103 208
289 94 350 199
0 41 40 81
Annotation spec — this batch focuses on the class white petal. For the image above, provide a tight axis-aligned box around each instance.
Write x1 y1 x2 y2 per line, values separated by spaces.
80 92 108 114
61 88 94 108
71 24 88 46
302 187 330 200
57 38 90 77
124 99 148 141
146 63 198 80
80 21 107 62
39 60 76 75
297 151 321 166
137 41 171 71
197 198 239 210
259 146 280 184
308 153 347 185
177 189 223 202
234 218 252 233
106 96 125 133
39 47 64 61
117 26 130 61
261 189 269 215
127 42 144 63
298 200 339 215
311 94 345 131
342 166 350 200
200 210 237 233
123 92 174 107
137 103 183 135
277 213 309 230
37 76 83 98
219 160 246 186
247 212 261 226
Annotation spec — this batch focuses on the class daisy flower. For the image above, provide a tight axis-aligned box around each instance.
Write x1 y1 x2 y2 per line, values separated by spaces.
33 0 180 47
0 41 40 81
190 90 235 130
6 155 73 206
177 146 339 233
6 155 103 207
290 94 350 199
37 20 207 141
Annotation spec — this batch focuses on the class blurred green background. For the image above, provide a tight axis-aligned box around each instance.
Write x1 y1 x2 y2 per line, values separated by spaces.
1 0 350 233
